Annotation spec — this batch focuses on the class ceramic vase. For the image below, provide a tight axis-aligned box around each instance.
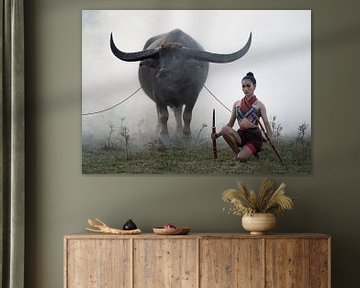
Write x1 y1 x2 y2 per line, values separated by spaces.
242 213 276 235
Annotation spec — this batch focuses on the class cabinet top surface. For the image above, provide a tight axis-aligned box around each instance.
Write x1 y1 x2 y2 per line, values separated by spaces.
64 232 330 240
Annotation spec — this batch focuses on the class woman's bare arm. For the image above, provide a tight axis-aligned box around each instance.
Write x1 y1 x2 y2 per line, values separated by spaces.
259 101 274 141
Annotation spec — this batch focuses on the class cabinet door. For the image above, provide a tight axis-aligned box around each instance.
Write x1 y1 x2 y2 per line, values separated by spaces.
133 239 198 288
200 239 264 288
65 239 131 288
309 239 330 288
265 238 329 288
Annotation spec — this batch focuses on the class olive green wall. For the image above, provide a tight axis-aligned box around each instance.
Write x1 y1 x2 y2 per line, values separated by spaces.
24 0 360 287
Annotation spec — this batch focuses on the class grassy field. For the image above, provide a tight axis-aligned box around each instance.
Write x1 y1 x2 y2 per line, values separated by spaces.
82 138 311 174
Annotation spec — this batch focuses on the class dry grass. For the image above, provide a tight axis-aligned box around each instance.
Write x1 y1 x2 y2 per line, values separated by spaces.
222 179 295 216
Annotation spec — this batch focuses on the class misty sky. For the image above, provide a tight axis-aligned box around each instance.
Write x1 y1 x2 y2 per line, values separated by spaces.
82 10 311 143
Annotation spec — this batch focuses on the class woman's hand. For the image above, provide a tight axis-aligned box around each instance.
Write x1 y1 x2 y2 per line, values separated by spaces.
211 132 221 140
269 135 276 144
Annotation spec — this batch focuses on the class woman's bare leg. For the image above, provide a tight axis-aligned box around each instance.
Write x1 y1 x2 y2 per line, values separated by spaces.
220 126 255 162
236 145 253 162
220 126 242 155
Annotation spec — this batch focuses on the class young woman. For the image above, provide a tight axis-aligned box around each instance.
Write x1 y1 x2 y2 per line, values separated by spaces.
212 72 274 162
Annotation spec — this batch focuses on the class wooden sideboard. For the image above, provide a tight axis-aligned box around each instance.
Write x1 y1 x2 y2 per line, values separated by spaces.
64 233 330 288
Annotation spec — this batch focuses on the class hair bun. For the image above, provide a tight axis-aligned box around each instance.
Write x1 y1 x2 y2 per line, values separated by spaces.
242 71 256 85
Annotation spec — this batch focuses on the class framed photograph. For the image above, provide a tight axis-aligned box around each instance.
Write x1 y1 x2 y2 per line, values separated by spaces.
82 10 311 174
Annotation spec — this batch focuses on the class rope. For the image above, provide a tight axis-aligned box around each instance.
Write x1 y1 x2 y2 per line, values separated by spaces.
82 84 230 116
82 86 143 116
203 85 231 113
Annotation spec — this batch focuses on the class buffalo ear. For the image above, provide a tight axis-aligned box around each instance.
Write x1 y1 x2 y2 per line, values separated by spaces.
186 59 205 68
140 59 159 68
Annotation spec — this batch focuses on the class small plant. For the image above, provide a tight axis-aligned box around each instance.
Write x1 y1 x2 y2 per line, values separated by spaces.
295 122 309 164
193 123 207 146
297 122 308 142
222 179 294 216
105 121 115 150
137 119 145 135
120 117 131 160
270 115 283 142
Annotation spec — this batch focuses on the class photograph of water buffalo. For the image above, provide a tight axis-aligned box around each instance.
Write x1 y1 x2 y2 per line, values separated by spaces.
82 10 311 174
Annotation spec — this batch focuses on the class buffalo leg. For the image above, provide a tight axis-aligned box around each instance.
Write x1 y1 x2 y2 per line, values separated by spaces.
173 106 183 134
157 105 169 138
183 103 195 137
155 105 161 133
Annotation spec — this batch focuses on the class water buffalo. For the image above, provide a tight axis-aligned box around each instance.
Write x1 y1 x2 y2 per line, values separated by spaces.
110 28 252 140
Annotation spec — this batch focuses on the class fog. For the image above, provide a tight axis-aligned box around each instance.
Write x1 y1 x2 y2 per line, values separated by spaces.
82 10 311 147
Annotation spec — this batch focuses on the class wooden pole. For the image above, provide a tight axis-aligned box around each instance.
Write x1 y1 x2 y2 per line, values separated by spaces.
258 121 284 164
212 109 218 159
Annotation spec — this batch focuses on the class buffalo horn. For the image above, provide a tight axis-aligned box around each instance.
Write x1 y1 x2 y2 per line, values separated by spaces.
110 33 159 62
184 32 252 63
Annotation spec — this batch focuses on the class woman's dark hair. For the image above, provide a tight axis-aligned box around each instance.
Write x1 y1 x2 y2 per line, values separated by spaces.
242 72 256 85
